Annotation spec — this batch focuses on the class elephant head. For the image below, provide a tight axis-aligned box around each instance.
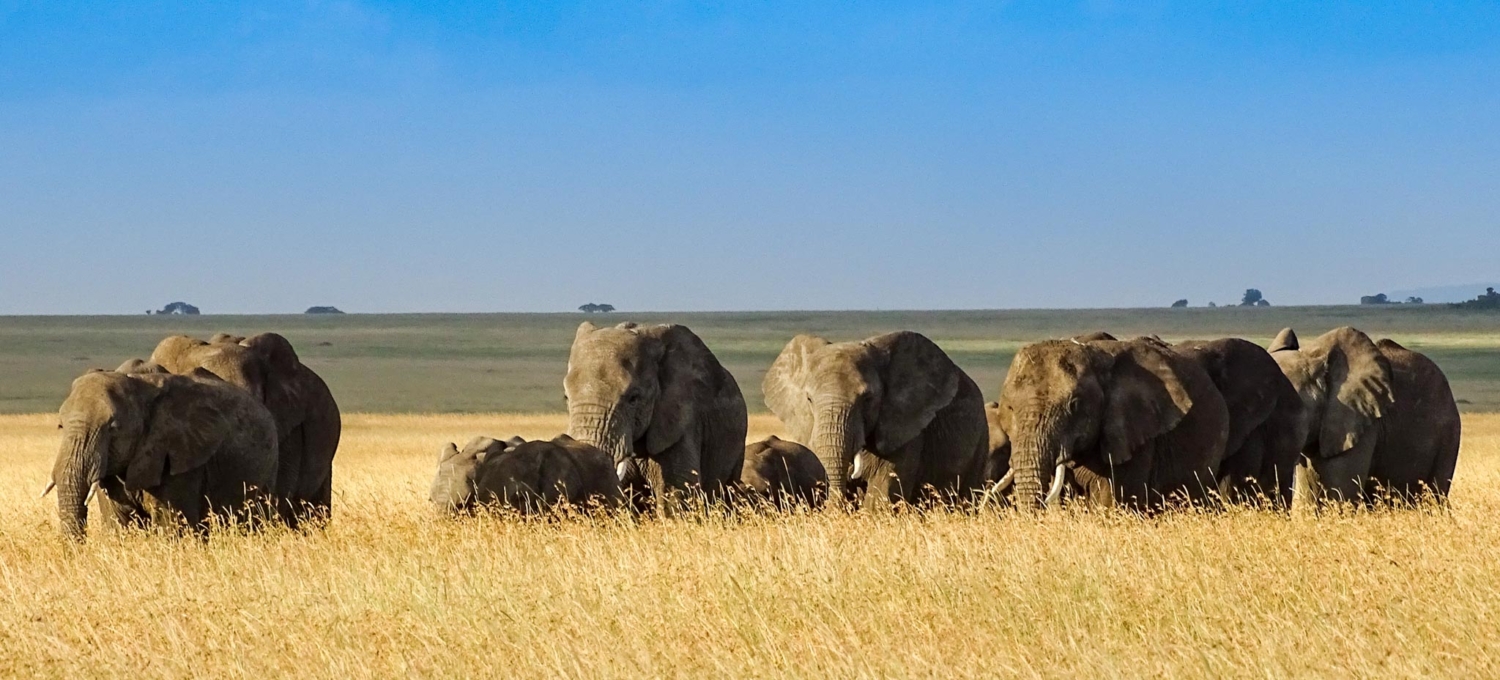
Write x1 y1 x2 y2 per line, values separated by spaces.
47 370 223 539
1269 327 1393 460
997 338 1194 509
564 322 714 473
763 331 963 506
429 436 514 513
151 335 267 401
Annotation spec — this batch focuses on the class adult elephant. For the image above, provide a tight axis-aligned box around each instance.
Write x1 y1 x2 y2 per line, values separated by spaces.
1174 338 1305 508
996 336 1228 511
564 322 747 512
45 368 279 540
1269 327 1460 504
763 331 989 510
151 332 341 527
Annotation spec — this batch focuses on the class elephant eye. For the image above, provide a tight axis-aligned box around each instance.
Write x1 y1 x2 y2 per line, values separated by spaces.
625 390 643 404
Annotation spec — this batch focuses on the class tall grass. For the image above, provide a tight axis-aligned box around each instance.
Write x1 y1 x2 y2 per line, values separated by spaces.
2 413 1499 677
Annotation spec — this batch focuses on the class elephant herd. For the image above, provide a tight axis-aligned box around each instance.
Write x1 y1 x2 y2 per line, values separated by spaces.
43 321 1462 539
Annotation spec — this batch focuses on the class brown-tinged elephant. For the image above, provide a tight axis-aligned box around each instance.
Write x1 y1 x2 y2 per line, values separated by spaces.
564 322 747 512
996 336 1228 511
151 333 341 527
1174 338 1305 508
763 331 989 510
983 401 1014 502
740 435 829 510
1270 327 1460 504
429 435 625 515
45 367 279 540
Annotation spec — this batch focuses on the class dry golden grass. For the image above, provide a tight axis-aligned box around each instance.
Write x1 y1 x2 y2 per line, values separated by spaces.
3 413 1500 678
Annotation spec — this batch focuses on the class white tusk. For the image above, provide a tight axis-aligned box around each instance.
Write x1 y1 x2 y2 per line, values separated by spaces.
40 481 55 498
1044 463 1068 507
996 470 1015 492
616 461 630 481
851 452 867 480
85 484 98 506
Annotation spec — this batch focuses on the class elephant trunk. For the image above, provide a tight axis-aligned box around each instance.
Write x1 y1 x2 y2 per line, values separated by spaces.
810 404 860 510
1010 408 1066 511
569 403 633 464
53 423 102 540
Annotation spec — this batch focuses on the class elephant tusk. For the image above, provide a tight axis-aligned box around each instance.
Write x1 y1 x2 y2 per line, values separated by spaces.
1044 463 1068 507
39 481 55 498
996 470 1015 492
851 452 866 480
85 484 98 506
615 461 630 481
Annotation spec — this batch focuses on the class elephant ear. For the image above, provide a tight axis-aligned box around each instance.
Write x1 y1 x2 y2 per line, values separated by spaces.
1314 328 1393 458
643 325 721 456
242 333 307 428
867 331 962 453
1102 342 1193 467
1270 328 1299 353
242 333 301 374
763 334 831 443
125 375 232 490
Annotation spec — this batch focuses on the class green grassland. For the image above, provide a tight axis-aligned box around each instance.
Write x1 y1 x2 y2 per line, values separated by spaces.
2 305 1498 414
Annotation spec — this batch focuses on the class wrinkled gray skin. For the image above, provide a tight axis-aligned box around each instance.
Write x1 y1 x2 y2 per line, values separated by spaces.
1175 338 1306 508
996 337 1228 511
741 435 829 510
1270 327 1461 505
565 322 747 513
429 435 625 514
764 331 989 510
48 368 279 540
152 333 342 527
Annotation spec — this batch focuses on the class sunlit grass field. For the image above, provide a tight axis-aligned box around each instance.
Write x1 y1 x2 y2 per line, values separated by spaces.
3 412 1500 677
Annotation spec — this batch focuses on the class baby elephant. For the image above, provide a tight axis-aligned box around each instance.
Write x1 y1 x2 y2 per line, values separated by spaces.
429 435 625 515
740 436 829 510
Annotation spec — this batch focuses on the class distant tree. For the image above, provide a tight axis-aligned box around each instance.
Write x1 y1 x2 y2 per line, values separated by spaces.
156 301 200 315
305 306 344 314
1360 293 1390 305
1405 297 1424 304
1452 287 1500 310
1240 289 1264 307
1207 301 1217 308
1171 299 1189 308
1255 299 1270 307
578 303 616 313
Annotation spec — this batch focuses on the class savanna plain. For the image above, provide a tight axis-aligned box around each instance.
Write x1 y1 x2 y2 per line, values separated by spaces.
3 307 1500 677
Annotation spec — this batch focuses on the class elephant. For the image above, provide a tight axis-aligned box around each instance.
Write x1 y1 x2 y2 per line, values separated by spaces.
1269 327 1461 505
151 332 342 527
1174 338 1305 508
740 435 829 510
46 367 279 539
763 331 989 510
983 400 1013 501
564 322 747 513
995 336 1228 511
429 435 625 515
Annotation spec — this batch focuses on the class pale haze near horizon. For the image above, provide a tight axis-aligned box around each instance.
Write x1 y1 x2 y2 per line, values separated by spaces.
1 2 1496 315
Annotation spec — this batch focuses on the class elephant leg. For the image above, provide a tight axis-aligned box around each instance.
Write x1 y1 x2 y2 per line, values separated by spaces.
1218 435 1266 506
97 477 150 531
861 443 922 511
276 427 307 528
1308 440 1376 507
648 436 704 515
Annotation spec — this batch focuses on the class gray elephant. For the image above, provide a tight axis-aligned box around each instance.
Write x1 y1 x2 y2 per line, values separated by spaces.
1270 327 1460 505
740 435 829 510
429 435 625 514
1174 338 1305 508
46 367 279 539
995 336 1228 511
763 331 989 510
152 332 341 527
564 322 747 513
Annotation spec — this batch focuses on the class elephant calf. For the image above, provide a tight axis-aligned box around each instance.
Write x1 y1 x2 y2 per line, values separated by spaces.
740 436 829 509
429 435 625 515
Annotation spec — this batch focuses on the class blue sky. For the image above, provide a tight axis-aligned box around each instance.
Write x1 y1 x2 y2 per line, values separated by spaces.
1 1 1496 313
